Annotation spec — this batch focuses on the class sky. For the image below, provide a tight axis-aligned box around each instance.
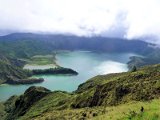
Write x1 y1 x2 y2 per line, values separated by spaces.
0 0 160 44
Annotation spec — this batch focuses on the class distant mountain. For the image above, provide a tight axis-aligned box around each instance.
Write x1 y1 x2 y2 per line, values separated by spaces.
0 33 155 58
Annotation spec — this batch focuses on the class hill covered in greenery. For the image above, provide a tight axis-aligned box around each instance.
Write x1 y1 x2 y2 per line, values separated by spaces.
0 33 155 58
1 64 160 120
128 48 160 69
0 55 78 85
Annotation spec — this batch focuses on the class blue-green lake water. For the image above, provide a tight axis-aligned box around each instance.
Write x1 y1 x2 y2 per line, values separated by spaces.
0 51 137 101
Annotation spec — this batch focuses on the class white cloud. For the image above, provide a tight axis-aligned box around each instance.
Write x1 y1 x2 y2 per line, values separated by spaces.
0 0 160 44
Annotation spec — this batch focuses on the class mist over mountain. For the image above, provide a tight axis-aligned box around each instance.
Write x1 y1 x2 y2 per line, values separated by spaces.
0 0 160 45
0 33 155 58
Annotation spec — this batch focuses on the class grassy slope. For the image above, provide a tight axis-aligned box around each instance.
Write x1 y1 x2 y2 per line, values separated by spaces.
23 54 60 70
93 99 160 120
0 103 6 119
27 55 58 66
26 99 160 120
73 64 160 108
5 64 158 120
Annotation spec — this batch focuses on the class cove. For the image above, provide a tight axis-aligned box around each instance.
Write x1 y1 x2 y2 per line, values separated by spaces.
0 51 137 101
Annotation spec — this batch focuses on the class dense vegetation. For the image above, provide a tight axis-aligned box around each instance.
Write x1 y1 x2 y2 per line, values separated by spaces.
32 67 78 75
0 64 159 120
6 78 44 85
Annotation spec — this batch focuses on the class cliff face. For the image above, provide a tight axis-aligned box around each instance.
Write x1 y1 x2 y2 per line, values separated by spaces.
1 64 160 120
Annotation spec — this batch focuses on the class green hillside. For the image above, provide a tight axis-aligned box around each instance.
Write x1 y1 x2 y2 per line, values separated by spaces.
128 49 160 69
0 54 30 84
0 33 156 59
1 64 160 120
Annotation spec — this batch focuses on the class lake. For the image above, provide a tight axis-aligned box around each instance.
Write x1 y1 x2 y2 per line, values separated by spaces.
0 51 137 101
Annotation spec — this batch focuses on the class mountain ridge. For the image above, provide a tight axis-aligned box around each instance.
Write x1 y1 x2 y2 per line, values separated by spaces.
0 33 155 58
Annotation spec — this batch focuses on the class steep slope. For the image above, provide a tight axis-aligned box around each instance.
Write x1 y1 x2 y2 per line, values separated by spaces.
0 54 44 85
1 64 160 120
0 54 29 84
73 64 160 108
6 86 51 120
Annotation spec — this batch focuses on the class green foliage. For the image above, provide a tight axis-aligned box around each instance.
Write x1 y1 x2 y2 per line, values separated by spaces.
32 67 78 75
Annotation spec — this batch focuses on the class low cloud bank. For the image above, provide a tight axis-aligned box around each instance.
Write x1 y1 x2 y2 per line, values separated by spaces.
0 0 160 44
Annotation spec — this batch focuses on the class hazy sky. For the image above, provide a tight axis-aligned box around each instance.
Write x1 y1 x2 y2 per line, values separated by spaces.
0 0 160 44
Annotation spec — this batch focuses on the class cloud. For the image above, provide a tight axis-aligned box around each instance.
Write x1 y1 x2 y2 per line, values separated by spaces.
0 0 160 44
